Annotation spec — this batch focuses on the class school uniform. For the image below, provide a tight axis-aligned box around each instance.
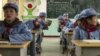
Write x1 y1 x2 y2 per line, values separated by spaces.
62 19 73 33
0 18 33 42
73 8 99 40
73 24 100 40
25 17 46 54
25 18 42 55
71 8 99 56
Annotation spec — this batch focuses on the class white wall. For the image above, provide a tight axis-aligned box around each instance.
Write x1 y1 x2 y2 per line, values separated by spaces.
38 0 47 15
0 0 2 19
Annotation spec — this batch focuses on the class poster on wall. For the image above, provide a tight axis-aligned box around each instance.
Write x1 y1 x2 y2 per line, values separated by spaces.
23 0 41 20
23 0 46 21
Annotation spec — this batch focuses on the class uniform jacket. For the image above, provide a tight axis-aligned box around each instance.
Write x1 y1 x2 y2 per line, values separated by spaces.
0 21 33 42
73 26 100 40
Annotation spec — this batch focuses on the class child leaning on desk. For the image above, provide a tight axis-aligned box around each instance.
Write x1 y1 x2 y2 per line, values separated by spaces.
25 12 52 54
0 3 33 42
62 14 81 33
73 8 100 40
71 8 100 56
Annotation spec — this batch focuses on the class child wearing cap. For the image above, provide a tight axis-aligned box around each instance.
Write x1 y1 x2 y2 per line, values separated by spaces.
0 3 33 56
25 12 51 54
57 16 65 32
63 13 73 28
57 16 65 40
71 8 100 56
62 13 73 33
73 8 100 40
0 3 32 42
57 15 67 54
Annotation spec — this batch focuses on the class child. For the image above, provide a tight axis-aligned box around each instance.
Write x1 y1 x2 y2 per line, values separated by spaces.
73 14 81 28
25 12 51 54
63 13 72 28
71 8 100 56
68 14 82 29
57 15 65 32
70 13 85 56
0 3 32 42
73 8 100 40
62 13 73 33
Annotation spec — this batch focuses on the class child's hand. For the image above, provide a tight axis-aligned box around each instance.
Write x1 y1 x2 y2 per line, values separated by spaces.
60 25 64 29
35 21 40 26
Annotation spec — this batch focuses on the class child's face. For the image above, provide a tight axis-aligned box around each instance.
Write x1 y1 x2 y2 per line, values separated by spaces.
76 20 81 25
58 20 63 23
39 16 46 20
89 16 97 26
4 8 17 21
63 16 68 20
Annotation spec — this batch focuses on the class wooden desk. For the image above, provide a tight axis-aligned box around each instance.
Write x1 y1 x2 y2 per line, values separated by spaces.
72 40 100 56
65 32 73 56
0 41 30 56
29 30 38 56
0 54 2 56
65 32 73 45
32 30 38 34
65 32 73 35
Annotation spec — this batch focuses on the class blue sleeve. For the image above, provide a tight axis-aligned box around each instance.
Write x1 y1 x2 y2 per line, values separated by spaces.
73 27 80 40
9 24 33 42
68 23 74 28
40 20 46 29
25 20 34 30
65 20 73 28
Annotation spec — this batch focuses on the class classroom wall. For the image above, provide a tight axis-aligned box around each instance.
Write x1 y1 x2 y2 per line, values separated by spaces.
18 0 24 20
0 0 2 19
0 0 7 20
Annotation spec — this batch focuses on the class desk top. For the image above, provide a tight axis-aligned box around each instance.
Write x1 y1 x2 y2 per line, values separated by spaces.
72 40 100 47
31 30 38 33
0 41 31 48
65 32 73 35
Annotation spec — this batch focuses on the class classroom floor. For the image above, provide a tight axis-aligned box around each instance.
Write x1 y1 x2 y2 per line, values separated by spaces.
38 37 67 56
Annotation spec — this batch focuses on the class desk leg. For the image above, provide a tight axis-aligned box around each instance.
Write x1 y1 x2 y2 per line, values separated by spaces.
0 48 27 56
20 48 27 56
30 33 35 56
75 47 100 56
75 46 82 56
